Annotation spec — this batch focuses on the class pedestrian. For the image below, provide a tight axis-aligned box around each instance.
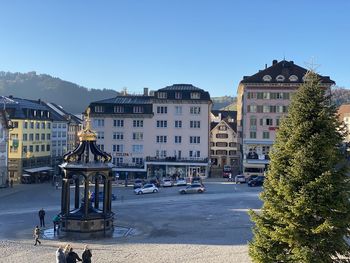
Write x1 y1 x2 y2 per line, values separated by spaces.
33 225 41 246
66 247 82 263
53 214 60 233
55 181 59 190
82 245 92 263
39 208 46 227
56 245 66 263
228 173 232 182
10 179 13 188
63 244 71 258
5 179 9 188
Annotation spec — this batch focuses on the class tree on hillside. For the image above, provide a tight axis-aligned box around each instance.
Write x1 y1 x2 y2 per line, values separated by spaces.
249 71 350 263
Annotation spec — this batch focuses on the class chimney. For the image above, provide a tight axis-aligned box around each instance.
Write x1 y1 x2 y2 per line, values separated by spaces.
9 95 13 99
143 87 149 96
265 64 267 69
272 60 278 65
290 61 294 65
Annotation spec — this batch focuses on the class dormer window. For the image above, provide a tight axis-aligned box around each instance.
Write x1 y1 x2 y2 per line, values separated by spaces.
133 106 144 113
114 106 124 113
95 106 104 113
157 92 167 99
190 92 200 99
33 110 37 117
263 75 272 82
276 75 285 82
289 75 298 82
175 92 182 99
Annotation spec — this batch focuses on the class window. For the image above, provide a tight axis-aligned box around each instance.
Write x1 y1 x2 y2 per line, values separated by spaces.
29 134 34 141
35 145 40 152
47 123 51 129
229 142 237 147
23 146 27 153
132 157 144 165
30 122 34 129
156 120 167 128
175 92 182 99
115 157 123 165
260 118 273 126
175 136 182 144
41 122 45 129
263 131 270 139
276 75 285 82
190 136 200 144
289 75 298 82
35 133 40 140
216 133 228 139
157 92 167 99
263 105 270 113
114 106 124 113
157 106 167 114
41 134 45 140
263 92 270 99
132 145 143 153
190 106 201 114
190 92 200 99
95 106 104 113
29 145 33 152
190 121 200 128
229 150 237 156
113 132 124 140
276 118 280 126
62 124 66 129
257 92 264 99
250 131 256 139
174 120 182 128
133 120 143 127
133 106 144 113
41 145 45 151
189 150 200 157
283 93 290 100
113 144 124 152
97 131 105 139
247 92 257 99
250 118 257 129
94 119 105 127
97 144 104 151
247 105 257 113
218 125 227 131
156 150 167 158
47 134 51 140
133 132 143 140
175 106 182 115
36 122 40 129
263 75 272 82
53 123 57 129
113 119 124 127
24 122 28 129
156 136 167 143
23 134 28 141
216 142 228 147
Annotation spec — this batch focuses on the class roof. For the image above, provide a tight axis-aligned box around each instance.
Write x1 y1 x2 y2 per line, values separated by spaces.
211 110 237 120
158 84 203 91
45 102 82 123
211 119 237 132
241 60 335 85
92 96 153 105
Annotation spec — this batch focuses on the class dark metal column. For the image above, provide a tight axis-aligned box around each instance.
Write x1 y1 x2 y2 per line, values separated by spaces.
103 178 108 214
94 176 99 209
65 180 70 214
61 179 66 214
74 178 80 209
108 179 112 212
84 177 89 217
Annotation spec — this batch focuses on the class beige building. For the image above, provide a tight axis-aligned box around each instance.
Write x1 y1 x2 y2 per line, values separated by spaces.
338 104 350 142
89 84 212 179
237 60 334 178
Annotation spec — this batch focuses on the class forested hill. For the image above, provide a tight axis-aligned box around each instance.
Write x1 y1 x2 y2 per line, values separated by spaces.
0 71 119 114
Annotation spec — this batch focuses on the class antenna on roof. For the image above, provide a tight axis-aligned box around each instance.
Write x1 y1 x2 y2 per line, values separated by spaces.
304 56 321 73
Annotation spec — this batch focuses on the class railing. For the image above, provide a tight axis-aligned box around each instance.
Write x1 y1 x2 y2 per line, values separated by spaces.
145 156 209 163
114 163 145 169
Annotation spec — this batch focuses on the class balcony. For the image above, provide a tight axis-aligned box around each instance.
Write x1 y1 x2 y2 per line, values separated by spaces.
145 156 209 163
114 163 145 169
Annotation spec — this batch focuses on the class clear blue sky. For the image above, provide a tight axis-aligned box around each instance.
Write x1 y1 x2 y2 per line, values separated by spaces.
0 0 349 96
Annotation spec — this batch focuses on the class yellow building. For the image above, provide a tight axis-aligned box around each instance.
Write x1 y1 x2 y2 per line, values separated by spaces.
2 97 53 182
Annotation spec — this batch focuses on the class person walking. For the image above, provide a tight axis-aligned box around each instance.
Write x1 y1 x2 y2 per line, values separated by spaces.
66 247 82 263
33 226 41 246
10 179 13 188
53 214 60 233
63 244 71 258
56 246 66 263
82 245 92 263
38 208 46 227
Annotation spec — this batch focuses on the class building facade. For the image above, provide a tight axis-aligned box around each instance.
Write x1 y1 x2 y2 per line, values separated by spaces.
338 104 350 142
210 110 239 176
0 105 12 186
0 97 53 182
89 84 212 179
237 60 334 178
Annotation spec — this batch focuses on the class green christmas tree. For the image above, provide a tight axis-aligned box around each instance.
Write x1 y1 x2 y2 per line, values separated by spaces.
249 71 350 263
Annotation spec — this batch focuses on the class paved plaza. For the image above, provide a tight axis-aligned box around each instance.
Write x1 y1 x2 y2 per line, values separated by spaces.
0 180 262 262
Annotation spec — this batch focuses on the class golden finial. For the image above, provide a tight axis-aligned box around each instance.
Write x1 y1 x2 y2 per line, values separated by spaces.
78 107 97 141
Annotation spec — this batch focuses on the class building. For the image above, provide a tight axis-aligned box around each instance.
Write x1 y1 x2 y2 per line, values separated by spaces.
337 104 350 142
88 84 212 179
0 99 13 186
236 60 334 178
210 110 239 176
0 96 53 182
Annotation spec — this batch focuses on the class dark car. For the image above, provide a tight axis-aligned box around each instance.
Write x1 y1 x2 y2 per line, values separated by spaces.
248 176 265 187
247 175 258 184
90 191 116 202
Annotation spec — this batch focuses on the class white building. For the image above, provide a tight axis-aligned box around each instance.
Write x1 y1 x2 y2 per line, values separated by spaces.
89 84 212 179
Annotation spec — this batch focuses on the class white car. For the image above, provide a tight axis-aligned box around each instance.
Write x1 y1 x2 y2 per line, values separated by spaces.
162 179 173 187
175 178 187 186
134 184 159 195
235 175 246 184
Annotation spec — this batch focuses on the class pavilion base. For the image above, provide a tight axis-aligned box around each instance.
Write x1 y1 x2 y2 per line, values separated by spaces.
59 216 114 239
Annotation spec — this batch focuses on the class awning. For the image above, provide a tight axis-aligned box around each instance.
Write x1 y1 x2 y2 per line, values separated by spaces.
23 166 53 173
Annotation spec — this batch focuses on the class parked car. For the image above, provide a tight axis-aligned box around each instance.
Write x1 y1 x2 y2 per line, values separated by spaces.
90 191 116 202
222 165 232 178
133 179 145 189
175 178 187 186
149 178 161 187
162 179 174 187
191 177 202 184
247 175 258 184
179 184 205 194
248 176 265 187
134 184 159 194
235 175 246 184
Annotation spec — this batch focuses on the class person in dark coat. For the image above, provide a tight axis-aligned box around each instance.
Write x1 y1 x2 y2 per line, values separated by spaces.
56 246 66 263
82 245 92 263
66 247 82 263
38 208 45 227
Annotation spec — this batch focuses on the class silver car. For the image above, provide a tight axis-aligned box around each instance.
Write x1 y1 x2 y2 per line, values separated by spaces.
134 184 159 195
179 184 205 194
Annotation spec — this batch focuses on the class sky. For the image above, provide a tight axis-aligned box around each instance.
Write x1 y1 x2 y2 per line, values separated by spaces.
0 0 349 97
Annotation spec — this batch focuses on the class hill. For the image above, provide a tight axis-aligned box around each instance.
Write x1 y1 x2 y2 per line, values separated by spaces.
212 96 236 110
0 71 118 114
